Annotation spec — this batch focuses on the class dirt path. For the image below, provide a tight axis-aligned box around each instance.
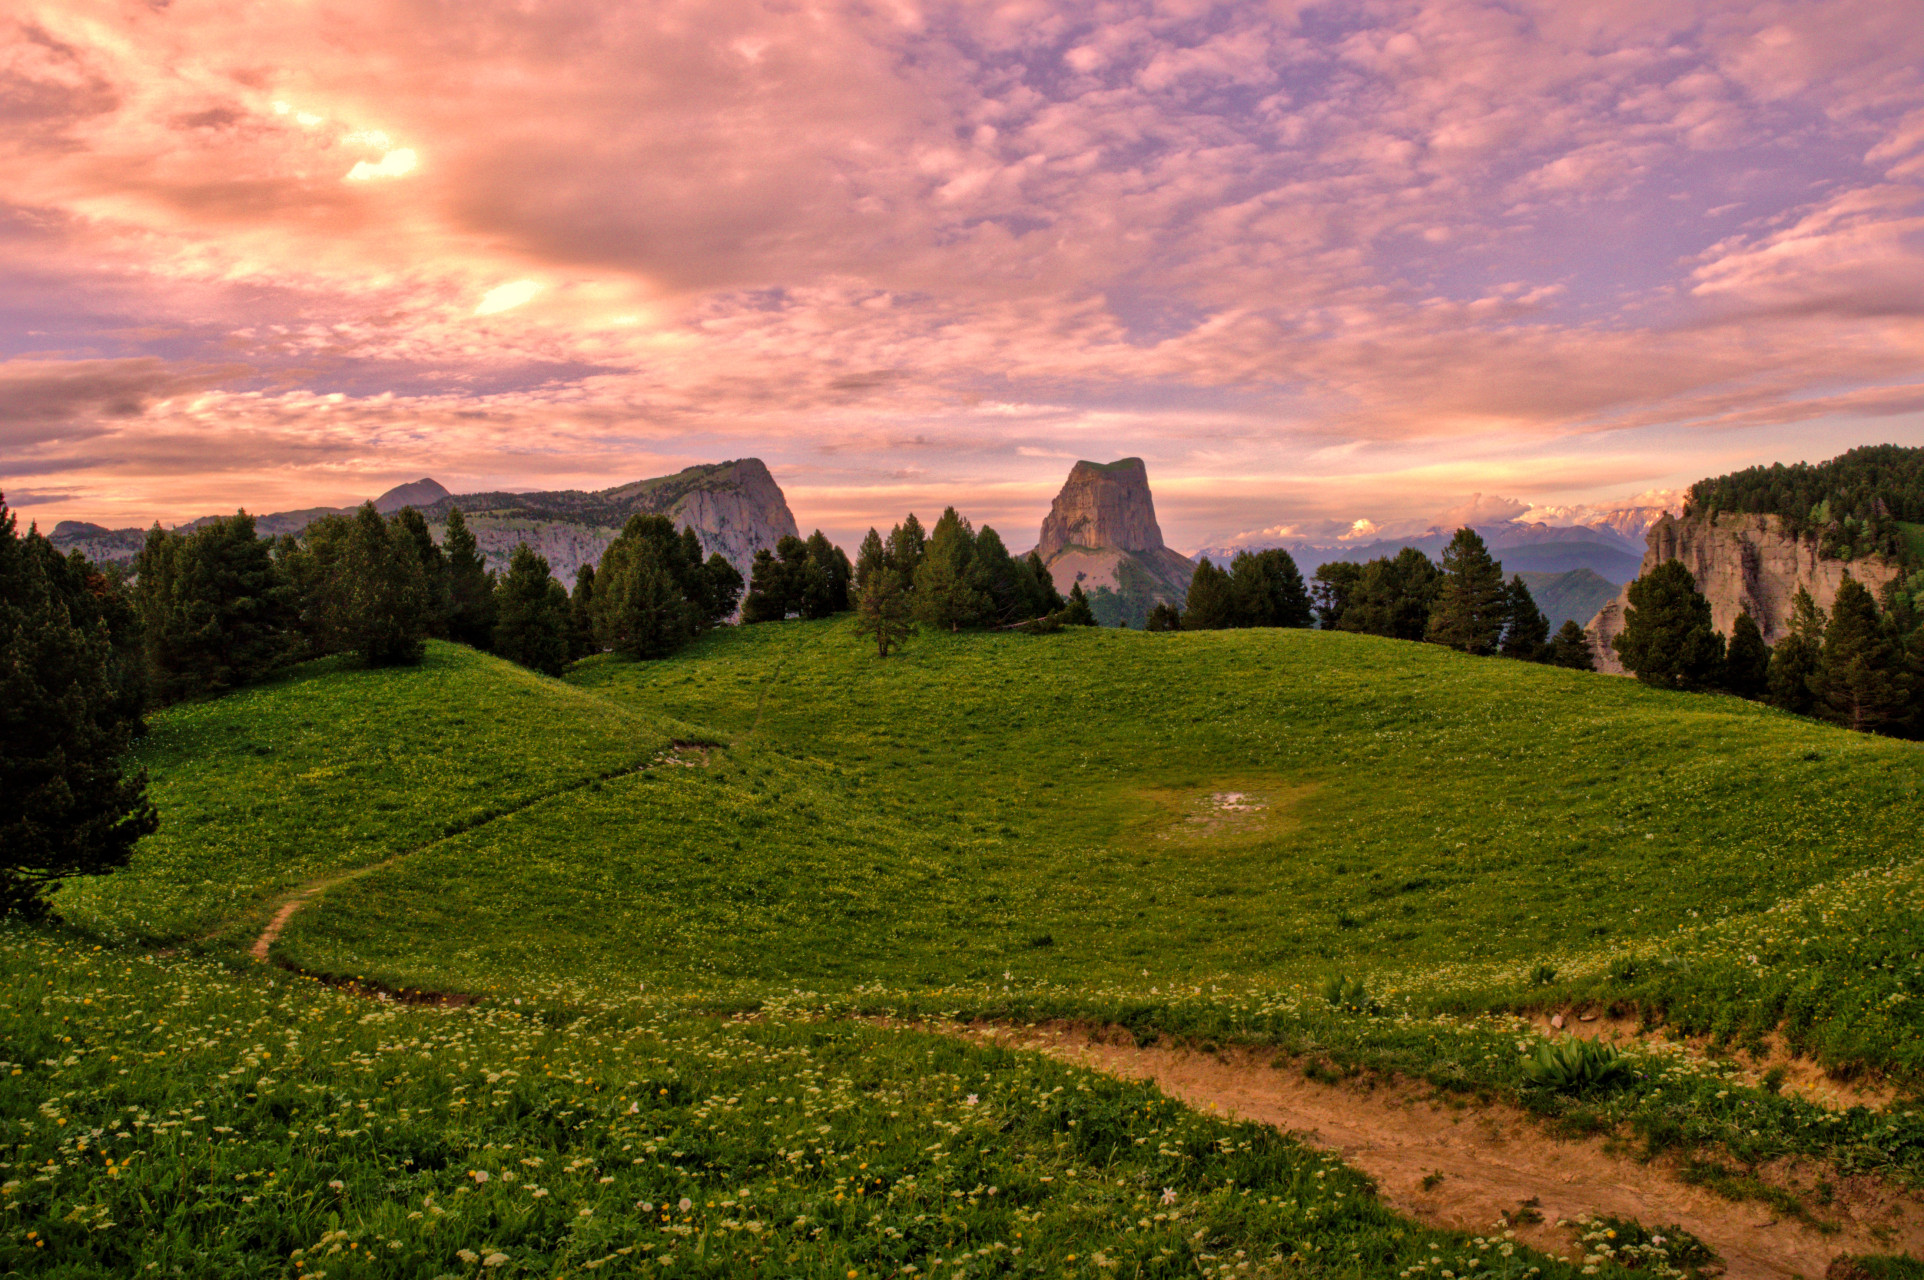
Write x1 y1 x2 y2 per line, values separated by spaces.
247 745 713 962
952 1022 1923 1280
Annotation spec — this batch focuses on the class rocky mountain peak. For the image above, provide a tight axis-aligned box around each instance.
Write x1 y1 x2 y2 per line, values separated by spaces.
374 477 451 513
1036 457 1167 558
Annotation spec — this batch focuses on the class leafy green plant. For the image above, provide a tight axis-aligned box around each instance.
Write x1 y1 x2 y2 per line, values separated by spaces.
1529 963 1558 986
1574 1215 1720 1279
1521 1036 1634 1095
1321 973 1378 1015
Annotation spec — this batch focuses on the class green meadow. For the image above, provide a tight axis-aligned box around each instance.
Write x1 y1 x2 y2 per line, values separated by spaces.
9 624 1924 1275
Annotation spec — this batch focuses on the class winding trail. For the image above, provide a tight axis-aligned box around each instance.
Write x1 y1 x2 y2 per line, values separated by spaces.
247 744 714 962
949 1022 1924 1280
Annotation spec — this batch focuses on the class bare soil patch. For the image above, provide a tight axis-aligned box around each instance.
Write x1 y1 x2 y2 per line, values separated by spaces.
947 1021 1924 1280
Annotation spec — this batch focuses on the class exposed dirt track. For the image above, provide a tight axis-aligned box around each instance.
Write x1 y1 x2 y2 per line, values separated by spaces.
950 1022 1924 1280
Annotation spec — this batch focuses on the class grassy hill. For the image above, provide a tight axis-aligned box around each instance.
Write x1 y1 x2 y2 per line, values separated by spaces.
10 622 1924 1275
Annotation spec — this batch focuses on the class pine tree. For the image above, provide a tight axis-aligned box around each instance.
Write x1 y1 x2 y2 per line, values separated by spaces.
1062 582 1096 626
593 515 699 658
1311 561 1363 629
1145 602 1183 631
913 508 989 631
853 568 915 657
1812 574 1910 734
569 564 599 659
1025 551 1064 614
492 543 572 676
854 529 888 588
696 553 745 627
740 547 791 623
886 514 927 579
1341 547 1441 640
1 497 158 919
1766 588 1824 714
394 507 450 636
1723 611 1770 698
801 531 853 619
335 504 429 666
442 506 497 649
1613 558 1725 690
1182 558 1236 630
1229 549 1313 627
1426 529 1508 654
1499 576 1550 660
135 512 296 699
1546 620 1596 670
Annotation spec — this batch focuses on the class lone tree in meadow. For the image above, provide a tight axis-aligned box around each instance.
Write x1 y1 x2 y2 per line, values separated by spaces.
1499 576 1550 661
1 496 158 919
1766 587 1824 714
1812 574 1911 734
492 543 573 677
442 505 497 649
1613 558 1725 690
1723 610 1770 698
1545 620 1596 670
853 568 915 657
1426 528 1507 654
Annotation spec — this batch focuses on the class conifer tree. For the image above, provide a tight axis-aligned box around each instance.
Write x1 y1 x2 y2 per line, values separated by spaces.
1613 558 1725 690
696 553 745 627
913 508 990 631
342 503 429 666
1062 582 1097 626
1341 547 1440 640
394 507 450 636
1812 574 1910 734
492 543 573 676
1145 601 1183 631
886 514 927 579
1766 588 1824 714
442 506 497 649
1228 549 1314 627
1723 611 1770 698
853 568 915 657
801 531 853 619
593 515 699 657
1025 551 1064 614
135 511 297 699
569 564 599 659
740 546 792 623
968 526 1024 622
1 496 158 918
855 528 888 588
1311 561 1364 629
1182 557 1237 630
1499 576 1550 660
1546 619 1596 670
1426 528 1508 654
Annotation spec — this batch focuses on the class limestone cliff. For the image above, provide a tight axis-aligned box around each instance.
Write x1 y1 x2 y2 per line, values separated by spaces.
49 458 800 587
1585 512 1906 674
1032 458 1195 617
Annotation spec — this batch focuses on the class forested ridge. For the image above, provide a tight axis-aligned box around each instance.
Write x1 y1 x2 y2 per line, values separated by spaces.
1684 443 1924 563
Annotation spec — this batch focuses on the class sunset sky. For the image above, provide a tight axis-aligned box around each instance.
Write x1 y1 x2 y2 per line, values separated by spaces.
6 0 1924 551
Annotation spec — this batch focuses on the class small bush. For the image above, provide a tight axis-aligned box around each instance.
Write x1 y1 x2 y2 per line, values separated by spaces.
1522 1036 1634 1095
1529 963 1558 986
1320 973 1379 1015
1609 955 1640 982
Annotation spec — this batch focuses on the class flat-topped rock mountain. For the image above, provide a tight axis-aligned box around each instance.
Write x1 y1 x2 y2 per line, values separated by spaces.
1585 511 1906 673
49 459 799 584
1031 458 1195 625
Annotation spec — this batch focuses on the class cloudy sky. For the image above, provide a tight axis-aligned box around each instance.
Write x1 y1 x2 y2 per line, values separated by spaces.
6 0 1924 551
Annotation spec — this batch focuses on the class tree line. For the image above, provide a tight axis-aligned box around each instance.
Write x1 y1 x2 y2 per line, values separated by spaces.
1614 558 1924 738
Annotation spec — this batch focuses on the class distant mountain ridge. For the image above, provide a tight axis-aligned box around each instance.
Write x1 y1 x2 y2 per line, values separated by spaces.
49 459 799 584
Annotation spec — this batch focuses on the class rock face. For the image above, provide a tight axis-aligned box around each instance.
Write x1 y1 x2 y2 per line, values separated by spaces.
1032 458 1195 622
1585 512 1906 674
47 459 800 586
374 478 451 513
